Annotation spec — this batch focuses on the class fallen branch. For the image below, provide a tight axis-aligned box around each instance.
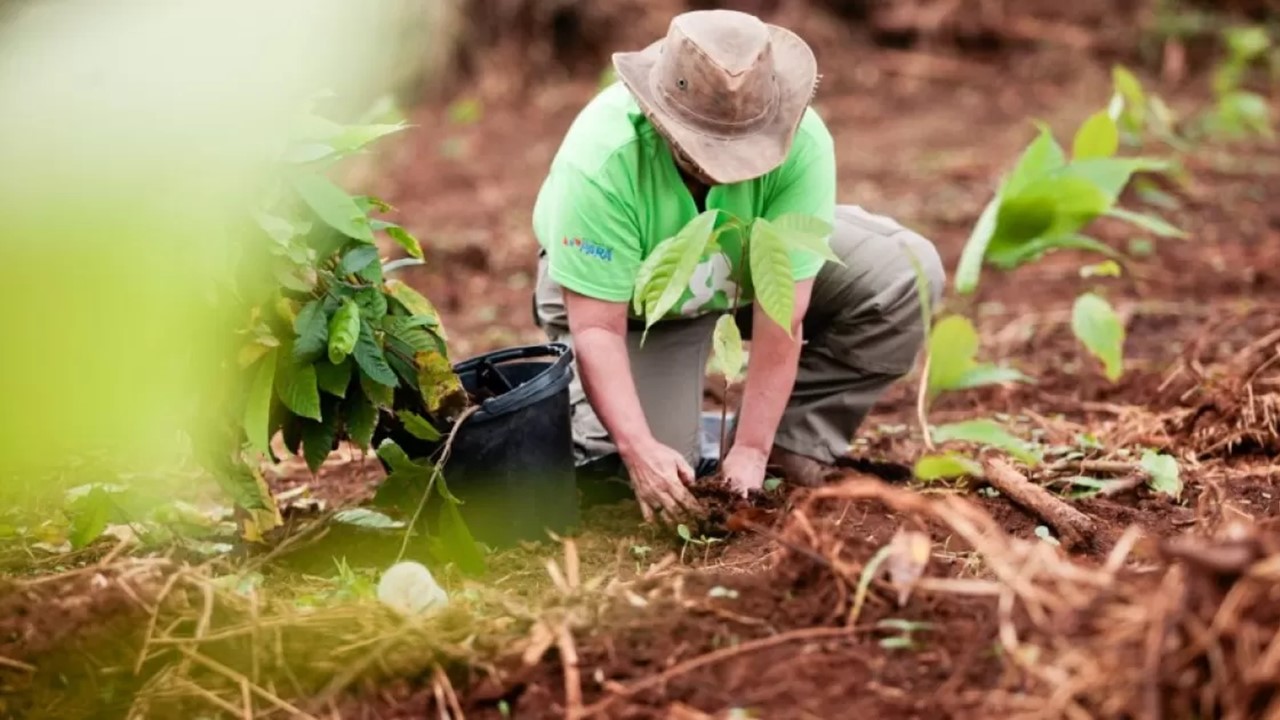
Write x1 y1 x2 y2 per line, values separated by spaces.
1046 459 1137 475
982 458 1096 550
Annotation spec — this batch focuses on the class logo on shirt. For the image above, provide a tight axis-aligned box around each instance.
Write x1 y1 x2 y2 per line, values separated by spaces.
562 236 613 263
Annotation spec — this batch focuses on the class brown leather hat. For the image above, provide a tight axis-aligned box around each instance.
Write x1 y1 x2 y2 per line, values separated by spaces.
613 10 818 185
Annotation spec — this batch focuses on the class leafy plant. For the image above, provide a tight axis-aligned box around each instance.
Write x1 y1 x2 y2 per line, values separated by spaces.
1203 26 1275 140
676 523 723 564
208 106 468 541
1140 450 1182 499
632 210 838 466
1109 65 1185 150
914 99 1184 481
877 619 934 650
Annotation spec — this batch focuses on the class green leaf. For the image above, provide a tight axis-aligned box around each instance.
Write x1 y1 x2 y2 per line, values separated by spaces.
632 234 689 317
372 441 432 510
244 349 278 455
1006 123 1067 195
1112 65 1147 134
999 174 1112 241
376 440 420 473
214 464 276 513
281 414 304 456
927 316 980 392
1107 208 1186 238
397 410 442 442
710 314 745 381
1140 450 1181 499
354 321 398 388
293 300 329 362
70 487 112 549
327 123 407 154
927 316 1029 396
315 358 353 397
677 524 692 542
338 246 380 275
435 495 487 576
772 214 842 263
327 298 360 364
385 280 444 336
1072 110 1120 160
987 233 1122 269
1072 292 1125 382
1065 158 1167 202
354 287 388 323
748 218 796 335
913 454 984 481
417 350 466 416
358 258 384 284
361 371 395 409
383 224 424 260
1080 260 1123 278
385 317 442 354
333 507 404 530
344 388 378 451
638 210 719 328
301 412 339 474
292 174 374 242
955 192 1003 294
952 365 1033 390
435 470 464 506
275 358 322 421
933 419 1041 466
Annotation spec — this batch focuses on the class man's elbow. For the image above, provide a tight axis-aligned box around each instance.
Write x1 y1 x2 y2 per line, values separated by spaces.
564 289 630 339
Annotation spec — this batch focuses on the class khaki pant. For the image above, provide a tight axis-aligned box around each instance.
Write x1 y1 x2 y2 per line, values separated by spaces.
534 205 946 468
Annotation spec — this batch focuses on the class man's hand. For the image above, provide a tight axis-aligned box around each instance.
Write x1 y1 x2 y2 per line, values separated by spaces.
621 438 702 524
721 445 769 498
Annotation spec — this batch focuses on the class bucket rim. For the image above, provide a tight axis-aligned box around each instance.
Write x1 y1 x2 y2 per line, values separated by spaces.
453 342 575 422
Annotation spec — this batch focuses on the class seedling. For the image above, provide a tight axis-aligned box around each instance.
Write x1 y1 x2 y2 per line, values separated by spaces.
911 97 1185 483
633 210 839 465
676 523 723 564
1202 26 1275 140
215 108 470 543
630 543 652 572
877 619 934 650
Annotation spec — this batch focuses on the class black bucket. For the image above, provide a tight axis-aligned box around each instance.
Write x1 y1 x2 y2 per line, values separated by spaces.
379 343 579 549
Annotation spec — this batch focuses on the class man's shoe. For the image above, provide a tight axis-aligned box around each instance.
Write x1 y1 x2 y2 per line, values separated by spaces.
767 447 842 488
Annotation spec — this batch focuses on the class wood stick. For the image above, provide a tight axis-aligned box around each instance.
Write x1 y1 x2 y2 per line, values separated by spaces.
982 458 1096 550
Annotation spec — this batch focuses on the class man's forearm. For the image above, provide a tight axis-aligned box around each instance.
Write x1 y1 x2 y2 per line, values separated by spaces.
573 327 654 456
732 280 814 455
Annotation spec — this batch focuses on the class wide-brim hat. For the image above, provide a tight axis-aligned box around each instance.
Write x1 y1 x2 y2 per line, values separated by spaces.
613 10 818 185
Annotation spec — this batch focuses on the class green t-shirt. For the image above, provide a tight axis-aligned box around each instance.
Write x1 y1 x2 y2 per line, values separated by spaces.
532 82 836 322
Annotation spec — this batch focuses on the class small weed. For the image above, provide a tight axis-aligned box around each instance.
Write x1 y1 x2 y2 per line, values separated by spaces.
677 524 723 564
877 619 934 650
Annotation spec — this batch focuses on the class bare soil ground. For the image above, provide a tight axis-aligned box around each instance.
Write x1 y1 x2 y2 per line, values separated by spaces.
3 9 1279 720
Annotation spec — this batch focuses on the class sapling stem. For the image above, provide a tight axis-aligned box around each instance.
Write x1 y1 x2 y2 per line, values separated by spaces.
917 354 935 452
719 230 746 467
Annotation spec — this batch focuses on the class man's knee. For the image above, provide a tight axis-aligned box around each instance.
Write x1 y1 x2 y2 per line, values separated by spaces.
814 209 946 375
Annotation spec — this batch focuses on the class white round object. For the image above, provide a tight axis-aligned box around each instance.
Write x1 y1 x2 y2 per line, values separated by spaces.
376 561 449 617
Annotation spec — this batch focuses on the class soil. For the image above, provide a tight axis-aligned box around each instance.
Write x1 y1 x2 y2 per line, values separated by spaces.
4 4 1280 719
